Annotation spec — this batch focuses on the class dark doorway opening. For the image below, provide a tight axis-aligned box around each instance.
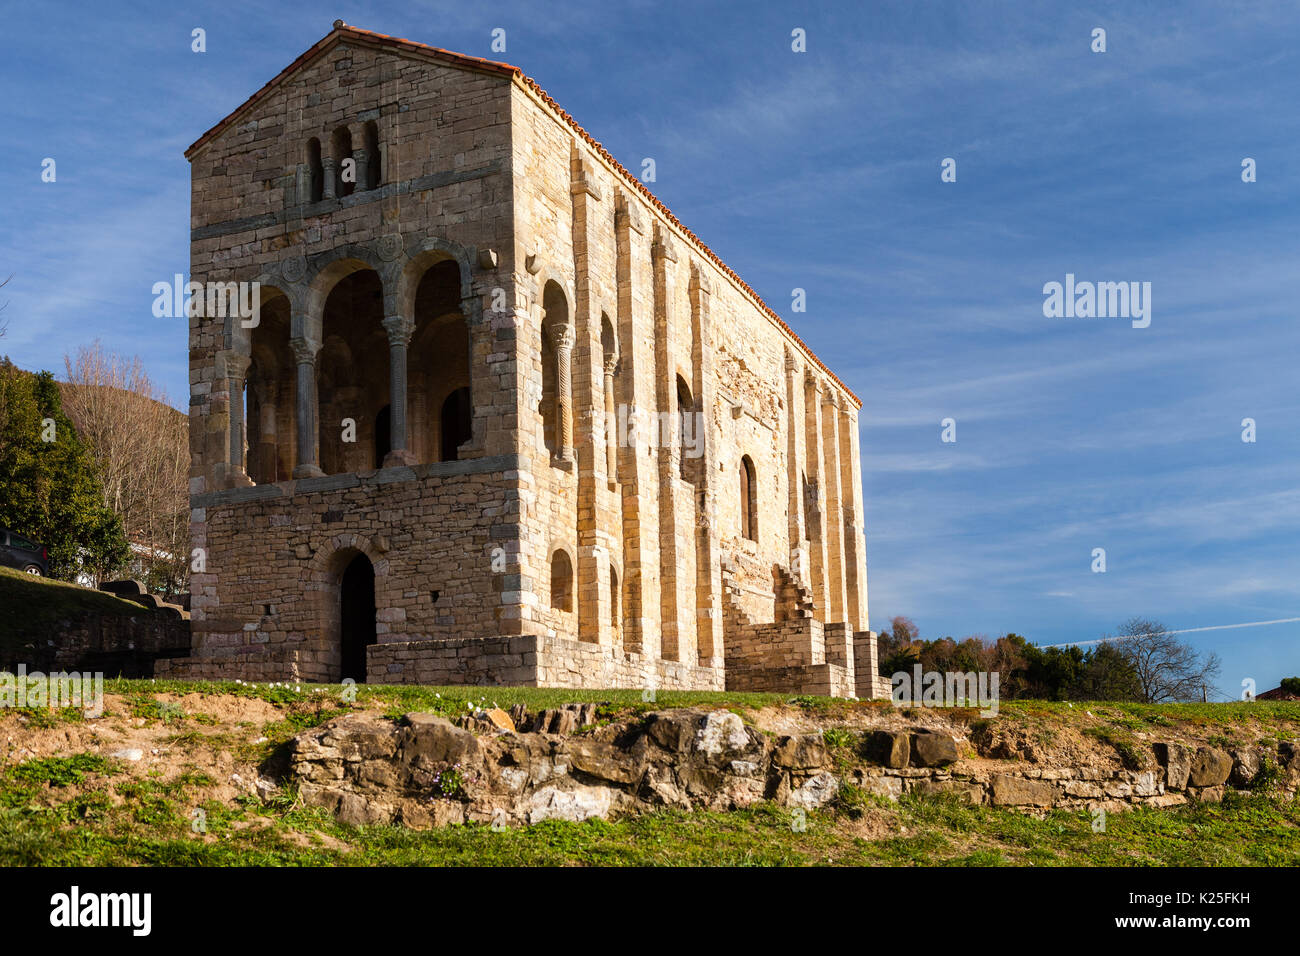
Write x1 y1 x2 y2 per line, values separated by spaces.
374 405 391 469
440 387 472 462
340 553 376 682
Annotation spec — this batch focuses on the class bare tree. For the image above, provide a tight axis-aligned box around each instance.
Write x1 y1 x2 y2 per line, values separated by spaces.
1108 618 1222 703
61 342 189 594
0 274 10 338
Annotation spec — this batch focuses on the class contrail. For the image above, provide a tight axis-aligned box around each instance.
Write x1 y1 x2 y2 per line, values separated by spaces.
1041 616 1300 649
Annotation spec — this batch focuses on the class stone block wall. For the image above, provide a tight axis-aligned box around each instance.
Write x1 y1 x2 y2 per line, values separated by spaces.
178 24 882 696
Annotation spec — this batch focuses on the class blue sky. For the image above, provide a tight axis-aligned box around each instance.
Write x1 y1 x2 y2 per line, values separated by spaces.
1 1 1296 698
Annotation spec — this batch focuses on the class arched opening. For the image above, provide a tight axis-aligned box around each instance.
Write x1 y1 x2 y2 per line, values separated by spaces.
307 138 323 203
550 549 573 613
539 281 569 458
245 292 295 483
440 387 471 462
331 126 354 197
318 266 387 475
676 375 696 484
339 552 376 682
363 120 381 190
609 565 620 639
408 258 470 464
740 455 758 541
374 405 391 469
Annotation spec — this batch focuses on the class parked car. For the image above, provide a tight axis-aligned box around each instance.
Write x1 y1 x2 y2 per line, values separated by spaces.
0 528 49 575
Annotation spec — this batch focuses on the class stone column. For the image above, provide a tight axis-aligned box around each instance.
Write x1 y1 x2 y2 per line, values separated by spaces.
552 323 575 462
353 147 369 193
603 354 618 483
291 337 324 479
321 157 337 200
381 314 417 467
225 352 253 486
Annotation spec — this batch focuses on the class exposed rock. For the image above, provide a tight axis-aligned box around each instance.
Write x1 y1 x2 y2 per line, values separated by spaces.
1153 742 1193 790
1230 749 1262 788
910 732 959 767
788 772 839 809
1187 748 1233 788
527 785 612 823
863 730 909 769
693 710 750 756
990 774 1057 807
772 734 828 770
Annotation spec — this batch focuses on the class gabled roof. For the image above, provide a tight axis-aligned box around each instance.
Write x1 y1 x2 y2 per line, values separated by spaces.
186 22 862 408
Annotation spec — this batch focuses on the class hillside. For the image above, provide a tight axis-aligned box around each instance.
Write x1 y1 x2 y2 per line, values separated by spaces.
1 679 1297 866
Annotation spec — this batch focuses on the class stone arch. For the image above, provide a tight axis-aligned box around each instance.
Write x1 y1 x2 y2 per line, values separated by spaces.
316 264 387 475
302 252 387 337
306 534 390 682
397 238 475 318
608 560 622 642
740 454 758 541
676 374 696 484
538 279 572 458
549 547 574 614
407 254 471 463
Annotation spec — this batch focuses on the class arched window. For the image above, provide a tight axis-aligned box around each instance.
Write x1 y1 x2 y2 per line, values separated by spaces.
740 455 758 541
676 375 694 483
609 565 621 636
363 120 381 190
550 550 574 612
331 126 354 197
307 138 323 203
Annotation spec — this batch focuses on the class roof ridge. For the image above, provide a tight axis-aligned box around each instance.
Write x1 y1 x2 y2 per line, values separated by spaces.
185 22 862 408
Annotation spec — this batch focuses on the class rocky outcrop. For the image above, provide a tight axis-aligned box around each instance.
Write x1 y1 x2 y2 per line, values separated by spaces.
290 707 839 827
286 709 1297 828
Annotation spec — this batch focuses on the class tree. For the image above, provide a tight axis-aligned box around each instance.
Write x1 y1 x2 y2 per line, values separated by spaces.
0 274 9 338
0 358 130 579
1109 617 1222 703
61 342 190 595
876 615 921 677
1279 677 1300 696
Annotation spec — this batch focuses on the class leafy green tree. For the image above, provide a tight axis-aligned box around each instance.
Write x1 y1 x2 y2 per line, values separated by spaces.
1278 677 1300 696
0 358 129 580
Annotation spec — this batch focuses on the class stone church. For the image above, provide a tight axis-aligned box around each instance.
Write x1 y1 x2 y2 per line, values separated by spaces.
160 22 888 699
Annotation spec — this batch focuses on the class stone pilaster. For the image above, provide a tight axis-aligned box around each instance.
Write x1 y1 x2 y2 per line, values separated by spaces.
804 373 830 622
822 387 848 623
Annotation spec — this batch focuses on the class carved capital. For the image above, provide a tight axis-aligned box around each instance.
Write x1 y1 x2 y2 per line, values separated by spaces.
549 324 576 352
290 337 320 365
382 314 415 347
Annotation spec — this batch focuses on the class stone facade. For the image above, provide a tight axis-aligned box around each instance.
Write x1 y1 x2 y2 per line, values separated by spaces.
161 22 886 697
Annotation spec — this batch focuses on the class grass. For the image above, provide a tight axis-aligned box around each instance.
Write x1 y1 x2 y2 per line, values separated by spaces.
0 782 1296 866
0 678 1297 866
